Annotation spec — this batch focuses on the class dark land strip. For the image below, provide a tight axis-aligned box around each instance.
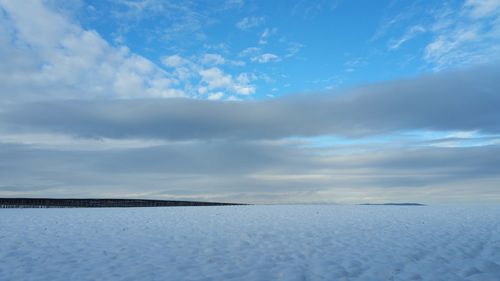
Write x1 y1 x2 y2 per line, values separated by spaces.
359 203 426 206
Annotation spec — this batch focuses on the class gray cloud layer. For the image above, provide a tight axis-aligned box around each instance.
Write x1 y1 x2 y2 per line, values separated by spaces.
2 65 499 140
1 140 499 203
1 65 500 203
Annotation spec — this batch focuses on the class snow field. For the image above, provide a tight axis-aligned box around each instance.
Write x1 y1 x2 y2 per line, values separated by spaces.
1 205 500 281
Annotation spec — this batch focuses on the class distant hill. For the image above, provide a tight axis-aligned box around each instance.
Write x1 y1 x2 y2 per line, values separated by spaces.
0 198 246 208
359 203 426 206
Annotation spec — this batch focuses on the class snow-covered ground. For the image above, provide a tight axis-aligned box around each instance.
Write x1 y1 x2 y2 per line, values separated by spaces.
1 205 500 281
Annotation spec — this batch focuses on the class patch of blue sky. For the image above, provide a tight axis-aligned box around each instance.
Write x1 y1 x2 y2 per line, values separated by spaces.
56 0 500 101
297 130 500 150
416 131 500 148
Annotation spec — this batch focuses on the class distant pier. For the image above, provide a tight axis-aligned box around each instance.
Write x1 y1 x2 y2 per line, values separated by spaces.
0 198 245 208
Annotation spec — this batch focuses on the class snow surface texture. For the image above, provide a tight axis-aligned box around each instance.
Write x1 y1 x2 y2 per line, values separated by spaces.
1 205 500 281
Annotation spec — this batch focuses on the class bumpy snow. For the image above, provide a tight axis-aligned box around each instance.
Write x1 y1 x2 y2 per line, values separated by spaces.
1 205 500 281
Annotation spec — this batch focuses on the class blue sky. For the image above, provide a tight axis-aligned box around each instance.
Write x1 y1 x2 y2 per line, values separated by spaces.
48 0 500 99
0 0 499 203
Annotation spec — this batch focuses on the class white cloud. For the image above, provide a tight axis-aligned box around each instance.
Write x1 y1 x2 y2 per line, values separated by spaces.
207 92 224 100
159 54 256 97
232 85 255 95
0 0 185 99
236 16 265 30
198 86 208 95
200 53 226 65
199 67 233 89
161 55 189 67
236 73 255 84
199 67 255 95
254 53 280 63
239 47 261 57
239 47 280 64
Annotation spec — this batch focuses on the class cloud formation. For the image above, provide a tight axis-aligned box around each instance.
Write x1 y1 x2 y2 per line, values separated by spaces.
236 16 265 30
424 0 500 69
0 0 258 101
0 0 186 100
1 139 499 203
3 64 498 140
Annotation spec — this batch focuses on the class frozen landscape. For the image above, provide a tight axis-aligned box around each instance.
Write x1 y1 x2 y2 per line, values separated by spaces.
1 0 500 280
1 205 500 281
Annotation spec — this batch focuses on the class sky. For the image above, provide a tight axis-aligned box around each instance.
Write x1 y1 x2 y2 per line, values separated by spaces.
0 0 499 204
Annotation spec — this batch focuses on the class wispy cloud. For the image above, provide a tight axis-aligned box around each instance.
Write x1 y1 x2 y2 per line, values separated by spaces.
259 27 277 45
285 42 304 58
290 0 341 19
375 1 500 70
343 57 365 73
254 53 280 63
424 1 500 70
388 25 425 50
464 0 500 18
236 16 265 30
370 2 421 42
239 47 280 64
200 53 226 65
